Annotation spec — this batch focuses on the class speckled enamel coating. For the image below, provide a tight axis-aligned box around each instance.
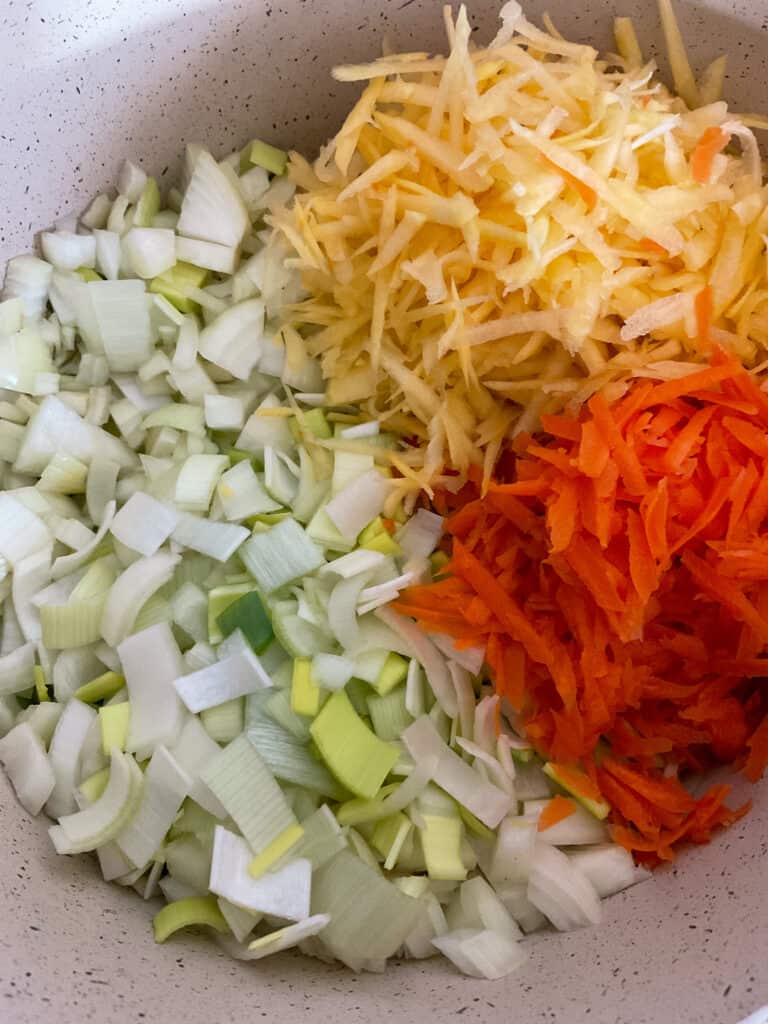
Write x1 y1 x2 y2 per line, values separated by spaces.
1 1 767 1021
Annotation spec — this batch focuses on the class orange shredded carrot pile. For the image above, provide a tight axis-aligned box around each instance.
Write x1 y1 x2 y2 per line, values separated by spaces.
395 350 768 864
537 795 577 832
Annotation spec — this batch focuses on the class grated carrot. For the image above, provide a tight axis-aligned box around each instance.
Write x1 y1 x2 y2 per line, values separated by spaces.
537 795 577 831
394 351 768 864
690 126 731 183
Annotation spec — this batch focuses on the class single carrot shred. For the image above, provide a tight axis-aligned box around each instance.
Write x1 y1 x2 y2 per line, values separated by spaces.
690 126 730 183
537 795 577 831
540 154 598 211
393 350 768 865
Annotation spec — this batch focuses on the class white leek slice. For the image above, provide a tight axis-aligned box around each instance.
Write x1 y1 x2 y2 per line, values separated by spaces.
217 898 261 943
169 716 227 818
236 393 293 454
172 513 249 561
174 455 229 513
15 395 136 475
432 928 526 980
375 607 458 718
201 734 298 860
216 460 281 521
45 698 98 817
177 148 249 248
324 469 390 542
209 826 311 920
403 716 512 829
100 552 179 647
116 746 191 870
396 508 444 559
110 491 180 556
310 653 354 691
174 650 272 713
0 722 56 815
232 915 329 959
50 748 144 855
118 623 186 758
320 548 386 580
239 518 324 593
311 849 423 963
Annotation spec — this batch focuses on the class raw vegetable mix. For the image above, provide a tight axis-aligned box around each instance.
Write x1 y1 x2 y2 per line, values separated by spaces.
0 0 766 987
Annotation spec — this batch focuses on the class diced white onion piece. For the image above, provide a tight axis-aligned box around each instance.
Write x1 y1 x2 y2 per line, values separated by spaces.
567 844 650 898
88 280 154 372
101 551 180 647
50 748 144 854
176 237 238 274
41 232 96 271
0 495 51 567
110 492 180 556
94 230 122 280
403 716 513 829
172 513 249 561
122 228 176 279
2 255 53 319
115 746 191 870
15 395 136 475
204 394 244 431
447 876 522 942
51 500 116 580
117 160 147 203
0 722 56 815
209 826 311 920
177 148 249 248
174 650 272 713
489 816 537 885
432 928 526 980
0 641 36 695
326 573 370 650
0 327 55 394
118 623 186 758
526 842 603 931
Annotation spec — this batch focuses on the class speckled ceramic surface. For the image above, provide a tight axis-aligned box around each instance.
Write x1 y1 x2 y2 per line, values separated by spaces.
1 1 767 1021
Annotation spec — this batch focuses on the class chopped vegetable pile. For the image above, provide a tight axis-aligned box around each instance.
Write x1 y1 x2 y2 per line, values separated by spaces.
274 0 768 495
1 0 767 988
395 350 768 863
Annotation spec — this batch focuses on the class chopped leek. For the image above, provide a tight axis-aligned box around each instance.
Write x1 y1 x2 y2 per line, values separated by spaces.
0 722 56 815
153 896 229 944
99 701 131 755
201 734 298 861
310 690 398 799
240 518 324 593
216 590 273 653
